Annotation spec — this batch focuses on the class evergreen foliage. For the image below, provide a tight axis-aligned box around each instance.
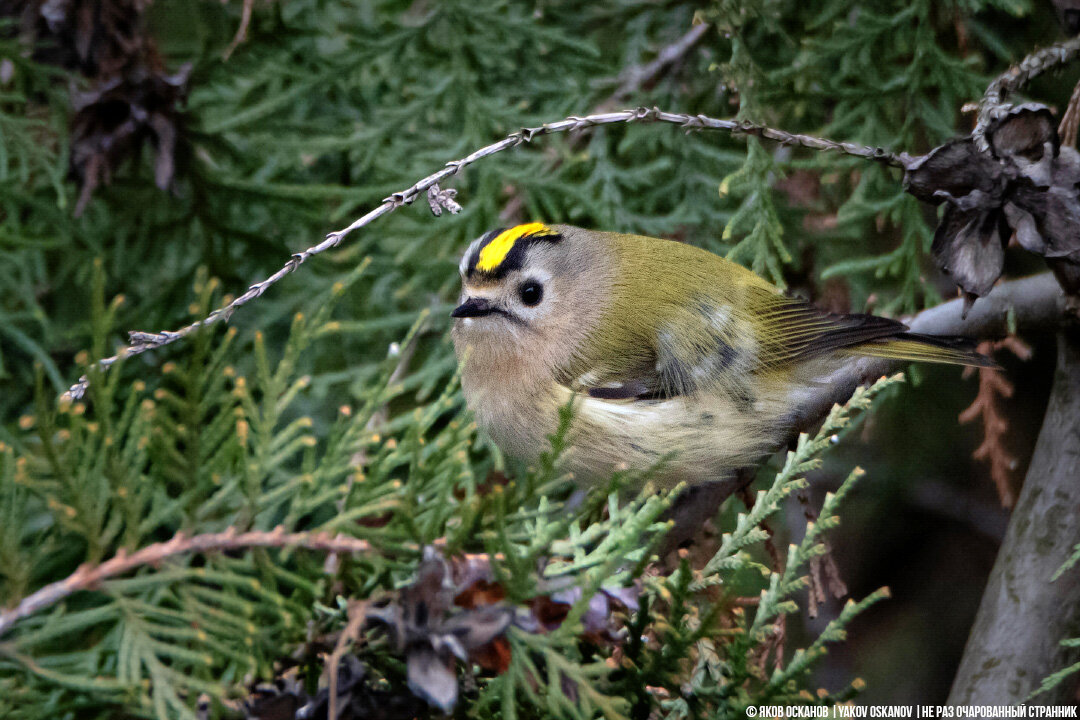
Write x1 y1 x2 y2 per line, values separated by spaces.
1030 546 1080 700
0 0 1066 717
0 265 902 716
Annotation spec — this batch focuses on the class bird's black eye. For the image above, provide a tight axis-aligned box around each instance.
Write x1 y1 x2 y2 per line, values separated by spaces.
518 280 543 306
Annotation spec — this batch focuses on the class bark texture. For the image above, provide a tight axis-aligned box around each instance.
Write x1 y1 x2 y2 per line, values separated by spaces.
948 327 1080 704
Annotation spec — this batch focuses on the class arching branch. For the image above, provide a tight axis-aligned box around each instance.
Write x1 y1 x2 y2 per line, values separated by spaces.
62 108 908 402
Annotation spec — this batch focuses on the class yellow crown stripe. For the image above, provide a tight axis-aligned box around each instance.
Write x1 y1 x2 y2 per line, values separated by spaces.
476 223 554 272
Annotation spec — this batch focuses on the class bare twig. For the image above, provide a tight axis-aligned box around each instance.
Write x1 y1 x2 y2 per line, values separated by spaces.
328 600 368 720
0 527 373 638
958 338 1033 508
1059 78 1080 148
503 22 711 222
605 22 711 107
0 527 499 639
222 0 256 60
64 107 907 402
974 34 1080 151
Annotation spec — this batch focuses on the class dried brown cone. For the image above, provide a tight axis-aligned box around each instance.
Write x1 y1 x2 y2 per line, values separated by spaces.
8 0 191 215
905 104 1080 314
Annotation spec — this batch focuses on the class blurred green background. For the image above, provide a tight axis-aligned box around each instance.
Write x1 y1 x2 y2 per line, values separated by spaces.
1 0 1070 704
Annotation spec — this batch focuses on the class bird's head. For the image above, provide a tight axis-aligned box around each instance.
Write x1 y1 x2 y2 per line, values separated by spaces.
451 223 611 367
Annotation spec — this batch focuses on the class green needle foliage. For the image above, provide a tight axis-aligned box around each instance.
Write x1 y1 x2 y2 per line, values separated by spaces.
1028 547 1080 700
708 0 1034 312
0 0 1059 717
0 0 1036 420
0 264 902 717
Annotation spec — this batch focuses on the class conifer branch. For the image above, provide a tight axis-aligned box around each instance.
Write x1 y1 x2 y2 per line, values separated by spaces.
958 337 1032 508
0 527 373 638
974 34 1080 151
63 108 907 402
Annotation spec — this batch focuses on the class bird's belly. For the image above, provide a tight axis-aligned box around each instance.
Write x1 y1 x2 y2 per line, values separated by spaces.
458 322 809 487
463 373 792 489
559 387 789 489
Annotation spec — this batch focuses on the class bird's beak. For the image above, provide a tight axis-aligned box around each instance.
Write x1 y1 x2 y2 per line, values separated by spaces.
451 297 495 318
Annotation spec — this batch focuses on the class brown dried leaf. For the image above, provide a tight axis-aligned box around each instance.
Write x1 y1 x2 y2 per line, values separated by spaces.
959 338 1033 507
469 636 512 674
406 646 457 713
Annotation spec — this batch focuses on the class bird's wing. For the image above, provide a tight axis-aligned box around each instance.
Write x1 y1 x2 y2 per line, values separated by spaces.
560 357 669 401
559 232 915 401
747 287 910 369
563 286 909 403
559 297 762 402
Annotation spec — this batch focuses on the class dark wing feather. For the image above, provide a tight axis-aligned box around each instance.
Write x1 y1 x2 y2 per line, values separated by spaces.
754 291 994 368
570 291 908 402
586 379 658 400
753 291 910 368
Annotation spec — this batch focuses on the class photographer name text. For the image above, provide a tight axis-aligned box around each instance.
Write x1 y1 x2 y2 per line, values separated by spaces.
745 706 1077 719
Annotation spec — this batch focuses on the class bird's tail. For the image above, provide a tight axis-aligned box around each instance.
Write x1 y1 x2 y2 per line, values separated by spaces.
842 333 996 368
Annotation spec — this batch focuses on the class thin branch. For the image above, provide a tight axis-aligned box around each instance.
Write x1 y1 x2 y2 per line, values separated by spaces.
504 22 711 222
0 527 372 638
328 600 368 720
221 0 256 61
64 107 907 402
1059 78 1080 148
0 527 497 640
606 22 711 107
974 34 1080 151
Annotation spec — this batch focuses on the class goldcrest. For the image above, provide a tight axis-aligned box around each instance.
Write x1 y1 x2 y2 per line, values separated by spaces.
451 223 990 488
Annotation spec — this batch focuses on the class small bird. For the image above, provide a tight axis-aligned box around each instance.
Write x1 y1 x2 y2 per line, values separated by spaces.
451 223 991 488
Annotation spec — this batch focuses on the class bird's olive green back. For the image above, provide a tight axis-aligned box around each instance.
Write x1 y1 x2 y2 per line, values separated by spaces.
553 227 987 400
552 227 781 398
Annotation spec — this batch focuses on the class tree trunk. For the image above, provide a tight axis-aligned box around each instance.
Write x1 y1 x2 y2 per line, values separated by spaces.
948 328 1080 705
